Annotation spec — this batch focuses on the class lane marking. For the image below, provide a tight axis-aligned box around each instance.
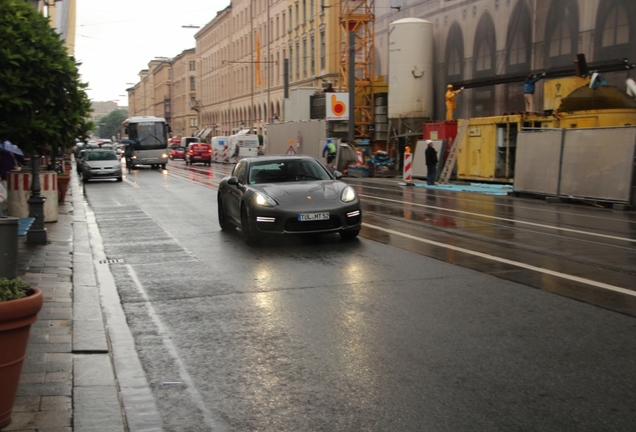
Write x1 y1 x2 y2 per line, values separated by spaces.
127 265 227 430
360 194 636 243
363 222 636 297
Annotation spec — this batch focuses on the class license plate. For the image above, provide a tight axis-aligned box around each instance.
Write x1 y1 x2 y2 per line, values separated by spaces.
298 212 329 221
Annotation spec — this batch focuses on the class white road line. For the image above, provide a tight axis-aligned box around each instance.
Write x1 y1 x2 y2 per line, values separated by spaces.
363 222 636 297
361 194 636 243
126 265 228 431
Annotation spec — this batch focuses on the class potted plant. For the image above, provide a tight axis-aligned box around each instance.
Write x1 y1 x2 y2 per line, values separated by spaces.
0 277 43 428
57 172 71 203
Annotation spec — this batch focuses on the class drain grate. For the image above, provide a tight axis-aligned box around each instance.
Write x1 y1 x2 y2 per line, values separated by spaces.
99 258 124 264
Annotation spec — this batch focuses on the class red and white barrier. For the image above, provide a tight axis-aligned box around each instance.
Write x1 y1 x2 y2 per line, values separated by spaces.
6 171 58 222
403 152 413 182
222 146 228 163
356 150 364 166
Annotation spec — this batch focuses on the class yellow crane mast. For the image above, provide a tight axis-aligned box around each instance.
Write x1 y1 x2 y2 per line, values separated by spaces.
339 0 375 140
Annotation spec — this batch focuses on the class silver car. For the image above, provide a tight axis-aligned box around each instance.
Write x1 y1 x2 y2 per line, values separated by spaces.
81 149 123 183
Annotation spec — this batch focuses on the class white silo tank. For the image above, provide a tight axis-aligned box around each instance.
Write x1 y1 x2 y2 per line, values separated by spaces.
388 18 434 120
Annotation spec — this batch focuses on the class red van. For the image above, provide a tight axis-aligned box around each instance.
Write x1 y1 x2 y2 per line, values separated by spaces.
185 142 212 166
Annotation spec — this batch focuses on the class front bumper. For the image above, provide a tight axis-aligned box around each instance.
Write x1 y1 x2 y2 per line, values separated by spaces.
251 203 362 235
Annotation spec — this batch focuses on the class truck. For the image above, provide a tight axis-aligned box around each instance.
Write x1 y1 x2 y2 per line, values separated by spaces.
227 132 259 163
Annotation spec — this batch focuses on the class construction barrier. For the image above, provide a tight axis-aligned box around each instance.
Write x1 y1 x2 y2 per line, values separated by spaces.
356 150 364 166
222 145 228 163
403 152 413 182
6 170 58 222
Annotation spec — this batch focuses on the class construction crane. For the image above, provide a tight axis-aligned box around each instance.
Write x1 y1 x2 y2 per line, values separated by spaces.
339 0 375 140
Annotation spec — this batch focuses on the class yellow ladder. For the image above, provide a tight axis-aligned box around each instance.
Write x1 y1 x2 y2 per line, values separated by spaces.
438 120 469 184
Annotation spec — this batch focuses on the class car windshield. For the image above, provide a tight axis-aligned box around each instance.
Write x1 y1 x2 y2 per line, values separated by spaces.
86 151 118 161
249 159 331 184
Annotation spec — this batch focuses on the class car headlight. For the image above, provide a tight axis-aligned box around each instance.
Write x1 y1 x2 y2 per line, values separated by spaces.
340 185 357 203
162 153 168 158
254 191 277 207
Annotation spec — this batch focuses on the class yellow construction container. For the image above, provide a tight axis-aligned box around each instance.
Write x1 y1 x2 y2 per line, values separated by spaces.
457 114 555 183
543 77 590 112
455 79 636 183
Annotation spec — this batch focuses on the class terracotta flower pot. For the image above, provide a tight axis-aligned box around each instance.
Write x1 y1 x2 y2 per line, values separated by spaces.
0 287 43 428
57 175 70 203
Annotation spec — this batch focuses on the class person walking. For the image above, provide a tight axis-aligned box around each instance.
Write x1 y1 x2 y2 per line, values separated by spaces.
524 72 546 113
445 84 464 121
425 140 438 185
123 140 134 171
322 139 337 173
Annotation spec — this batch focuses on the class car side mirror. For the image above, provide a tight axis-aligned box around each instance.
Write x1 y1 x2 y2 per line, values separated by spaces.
333 170 343 180
227 176 239 186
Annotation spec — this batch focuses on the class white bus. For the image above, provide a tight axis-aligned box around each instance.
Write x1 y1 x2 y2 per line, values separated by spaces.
122 116 171 169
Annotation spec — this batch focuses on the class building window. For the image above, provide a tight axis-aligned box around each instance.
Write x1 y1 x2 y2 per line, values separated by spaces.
594 0 634 63
189 60 196 71
544 0 579 68
310 0 315 19
303 0 306 24
602 5 629 47
310 35 315 75
320 30 325 70
296 41 300 78
190 76 196 91
474 41 492 72
549 22 572 58
295 3 299 28
447 49 461 76
303 39 307 77
289 46 293 78
508 32 526 66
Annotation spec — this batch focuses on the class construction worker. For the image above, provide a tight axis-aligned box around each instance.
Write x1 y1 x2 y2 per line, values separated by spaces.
524 72 546 113
445 84 464 121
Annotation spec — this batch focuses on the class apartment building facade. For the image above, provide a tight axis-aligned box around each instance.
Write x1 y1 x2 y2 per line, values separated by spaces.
128 0 344 140
28 0 77 55
128 0 635 137
171 49 198 138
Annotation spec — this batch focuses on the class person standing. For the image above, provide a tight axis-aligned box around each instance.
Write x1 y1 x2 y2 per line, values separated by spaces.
123 140 134 170
425 140 438 185
445 84 464 121
524 72 546 113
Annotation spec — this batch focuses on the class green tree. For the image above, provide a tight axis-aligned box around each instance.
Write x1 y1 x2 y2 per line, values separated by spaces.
98 109 129 141
0 0 93 155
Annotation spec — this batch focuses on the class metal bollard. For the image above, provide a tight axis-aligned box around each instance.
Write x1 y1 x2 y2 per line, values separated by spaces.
0 217 18 279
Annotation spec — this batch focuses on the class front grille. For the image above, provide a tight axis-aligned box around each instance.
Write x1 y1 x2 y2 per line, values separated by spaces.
284 215 342 232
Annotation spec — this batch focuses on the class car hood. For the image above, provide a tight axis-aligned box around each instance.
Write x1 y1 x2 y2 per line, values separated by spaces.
253 181 349 204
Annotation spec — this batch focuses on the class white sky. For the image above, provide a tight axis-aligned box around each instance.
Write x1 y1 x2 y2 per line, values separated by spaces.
74 0 230 104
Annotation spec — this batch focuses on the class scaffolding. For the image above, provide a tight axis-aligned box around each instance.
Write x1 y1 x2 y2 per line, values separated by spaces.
339 0 375 140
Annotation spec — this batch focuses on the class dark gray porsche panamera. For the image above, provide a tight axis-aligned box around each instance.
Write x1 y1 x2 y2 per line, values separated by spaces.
217 155 361 244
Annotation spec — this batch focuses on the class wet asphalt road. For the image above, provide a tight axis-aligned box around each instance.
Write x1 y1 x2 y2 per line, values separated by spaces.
82 160 636 431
